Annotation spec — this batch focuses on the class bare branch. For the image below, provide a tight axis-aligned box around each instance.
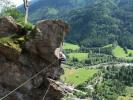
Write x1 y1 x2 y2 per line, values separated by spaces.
23 0 29 23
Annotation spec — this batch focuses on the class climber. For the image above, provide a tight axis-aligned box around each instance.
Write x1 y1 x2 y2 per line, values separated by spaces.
59 51 67 65
55 48 67 65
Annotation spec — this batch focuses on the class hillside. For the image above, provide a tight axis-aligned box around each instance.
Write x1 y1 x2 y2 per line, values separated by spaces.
65 0 133 49
17 2 133 62
19 0 133 49
18 0 93 22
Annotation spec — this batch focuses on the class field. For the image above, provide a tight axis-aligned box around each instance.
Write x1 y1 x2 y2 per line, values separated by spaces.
63 43 80 50
128 50 133 53
68 53 88 61
118 95 133 100
112 46 126 58
112 46 133 60
117 87 133 100
61 67 98 86
126 87 133 97
103 44 133 60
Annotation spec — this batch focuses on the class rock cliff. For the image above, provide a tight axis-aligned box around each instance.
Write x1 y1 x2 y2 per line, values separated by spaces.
0 16 69 100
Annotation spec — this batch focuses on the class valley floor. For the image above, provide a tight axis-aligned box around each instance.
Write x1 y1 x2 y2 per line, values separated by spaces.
62 42 133 100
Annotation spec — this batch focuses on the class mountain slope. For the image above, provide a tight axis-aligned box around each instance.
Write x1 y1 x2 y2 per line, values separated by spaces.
19 0 93 22
19 0 133 49
65 0 133 49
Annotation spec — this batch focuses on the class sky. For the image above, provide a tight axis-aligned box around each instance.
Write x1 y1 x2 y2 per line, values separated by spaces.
11 0 32 6
0 0 31 11
11 0 24 6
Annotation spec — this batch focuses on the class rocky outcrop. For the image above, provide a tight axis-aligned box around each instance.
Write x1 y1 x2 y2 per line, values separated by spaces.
0 16 19 37
0 17 69 100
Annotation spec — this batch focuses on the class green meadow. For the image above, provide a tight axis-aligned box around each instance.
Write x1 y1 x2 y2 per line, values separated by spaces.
103 44 133 60
68 53 88 61
61 67 98 86
118 87 133 100
112 46 126 58
63 43 80 50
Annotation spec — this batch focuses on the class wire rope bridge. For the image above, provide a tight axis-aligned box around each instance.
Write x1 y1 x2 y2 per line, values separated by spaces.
0 59 60 100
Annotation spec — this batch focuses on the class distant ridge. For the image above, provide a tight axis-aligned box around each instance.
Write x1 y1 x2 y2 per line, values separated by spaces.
18 0 93 22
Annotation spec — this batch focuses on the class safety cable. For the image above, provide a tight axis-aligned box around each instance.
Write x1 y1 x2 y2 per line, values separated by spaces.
0 60 59 100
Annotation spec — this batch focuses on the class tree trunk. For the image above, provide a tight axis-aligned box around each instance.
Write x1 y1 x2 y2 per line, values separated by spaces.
23 0 29 23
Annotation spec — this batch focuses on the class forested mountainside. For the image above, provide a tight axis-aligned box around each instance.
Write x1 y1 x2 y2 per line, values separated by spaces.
19 0 133 49
18 0 93 22
65 0 133 49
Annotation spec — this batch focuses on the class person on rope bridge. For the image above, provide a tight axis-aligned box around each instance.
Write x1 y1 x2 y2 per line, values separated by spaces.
55 48 67 65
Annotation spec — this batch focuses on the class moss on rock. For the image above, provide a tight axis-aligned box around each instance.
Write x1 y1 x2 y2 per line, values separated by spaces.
0 35 22 52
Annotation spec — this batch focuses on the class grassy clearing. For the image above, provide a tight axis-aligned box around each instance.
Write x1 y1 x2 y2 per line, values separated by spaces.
126 49 133 60
117 87 133 100
63 43 80 50
126 87 133 97
112 46 126 58
68 53 88 61
61 67 98 86
128 49 133 55
112 45 133 60
118 96 133 100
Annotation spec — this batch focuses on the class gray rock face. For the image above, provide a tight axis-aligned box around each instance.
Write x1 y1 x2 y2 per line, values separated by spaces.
0 16 19 37
25 20 69 63
0 17 69 100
